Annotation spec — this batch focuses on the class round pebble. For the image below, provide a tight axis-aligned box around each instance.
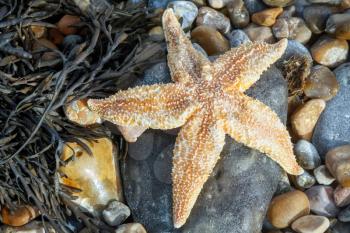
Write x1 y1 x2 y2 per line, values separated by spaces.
291 99 326 141
310 35 349 68
196 7 231 34
226 0 250 28
294 140 321 170
208 0 231 8
267 190 310 228
263 0 293 7
303 5 338 34
102 200 131 226
191 25 230 55
30 25 46 38
326 145 350 187
325 13 350 40
1 205 39 227
304 65 339 101
167 1 198 30
334 185 350 207
244 0 267 14
314 165 335 185
244 23 275 43
305 185 340 217
291 215 330 233
292 170 316 189
227 29 251 47
272 17 312 44
57 15 81 35
251 7 283 26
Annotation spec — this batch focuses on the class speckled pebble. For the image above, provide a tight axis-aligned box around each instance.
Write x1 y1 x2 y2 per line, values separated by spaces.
294 140 321 170
292 170 316 189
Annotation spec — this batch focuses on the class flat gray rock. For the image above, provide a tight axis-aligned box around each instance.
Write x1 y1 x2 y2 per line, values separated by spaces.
312 63 350 157
121 63 287 233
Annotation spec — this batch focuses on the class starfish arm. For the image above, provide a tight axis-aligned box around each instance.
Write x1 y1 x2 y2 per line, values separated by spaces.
213 39 288 92
172 106 225 228
87 83 199 130
163 9 210 84
220 93 303 175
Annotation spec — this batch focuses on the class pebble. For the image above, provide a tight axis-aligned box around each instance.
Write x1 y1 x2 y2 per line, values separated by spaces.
57 15 81 35
291 99 326 141
333 185 350 207
251 7 283 26
267 190 310 228
304 65 339 101
272 17 312 44
30 25 46 38
291 215 330 233
328 221 350 233
312 63 350 157
291 170 316 189
326 145 350 187
310 35 349 68
263 0 293 7
314 165 335 185
65 99 101 125
191 25 230 55
148 26 164 41
196 7 231 34
279 5 295 18
226 0 250 28
244 23 275 43
244 0 267 14
275 172 293 195
59 138 123 215
303 5 338 34
294 140 321 170
227 29 251 47
167 1 198 30
305 185 340 217
31 38 58 61
102 200 131 226
1 205 39 227
307 0 342 4
0 221 56 233
48 28 64 45
338 205 350 222
115 223 147 233
325 13 350 40
207 0 231 9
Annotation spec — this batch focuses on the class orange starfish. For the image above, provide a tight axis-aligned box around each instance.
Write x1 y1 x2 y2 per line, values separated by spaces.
87 9 303 228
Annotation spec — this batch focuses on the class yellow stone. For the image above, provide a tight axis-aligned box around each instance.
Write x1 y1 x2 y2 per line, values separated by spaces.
59 138 123 215
252 7 283 26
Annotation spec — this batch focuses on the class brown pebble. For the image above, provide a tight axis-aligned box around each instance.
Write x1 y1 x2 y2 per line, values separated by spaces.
243 23 275 43
251 7 283 26
57 15 81 35
326 145 350 187
30 25 46 38
48 28 64 45
291 215 330 233
1 205 39 227
334 185 350 207
291 99 326 141
268 190 310 228
191 25 230 55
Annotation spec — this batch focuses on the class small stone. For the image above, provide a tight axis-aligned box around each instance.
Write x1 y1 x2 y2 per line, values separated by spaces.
338 205 350 222
244 0 267 14
30 25 46 38
207 0 231 9
325 13 350 40
57 15 81 35
65 99 101 126
303 5 338 34
275 172 293 195
115 223 147 233
167 1 198 30
272 17 312 44
294 140 321 170
1 205 39 227
196 7 231 34
291 99 326 141
244 23 275 43
48 28 64 45
279 5 295 18
191 0 206 6
311 35 349 68
227 29 251 47
263 0 293 7
314 165 335 185
0 221 56 233
304 65 339 101
102 200 131 226
226 0 250 28
326 145 350 187
267 190 310 228
334 185 350 207
305 185 340 217
252 7 283 26
148 26 164 41
291 215 330 233
291 170 316 189
191 25 230 55
342 0 350 9
59 138 123 215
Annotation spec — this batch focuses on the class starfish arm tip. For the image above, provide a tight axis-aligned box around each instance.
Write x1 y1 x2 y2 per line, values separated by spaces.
173 219 185 229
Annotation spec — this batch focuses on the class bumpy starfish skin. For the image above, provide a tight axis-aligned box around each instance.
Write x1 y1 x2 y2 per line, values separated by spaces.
87 9 303 228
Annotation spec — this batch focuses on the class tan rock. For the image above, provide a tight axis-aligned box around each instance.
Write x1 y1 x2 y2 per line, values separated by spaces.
334 185 350 207
267 190 310 228
326 145 350 187
115 223 147 233
251 7 283 26
243 24 275 43
57 15 81 35
291 215 330 233
59 138 123 215
30 25 46 38
291 99 326 140
191 25 230 55
65 99 101 126
1 205 39 227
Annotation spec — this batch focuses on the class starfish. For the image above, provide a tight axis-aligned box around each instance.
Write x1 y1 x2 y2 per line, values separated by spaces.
87 9 303 228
